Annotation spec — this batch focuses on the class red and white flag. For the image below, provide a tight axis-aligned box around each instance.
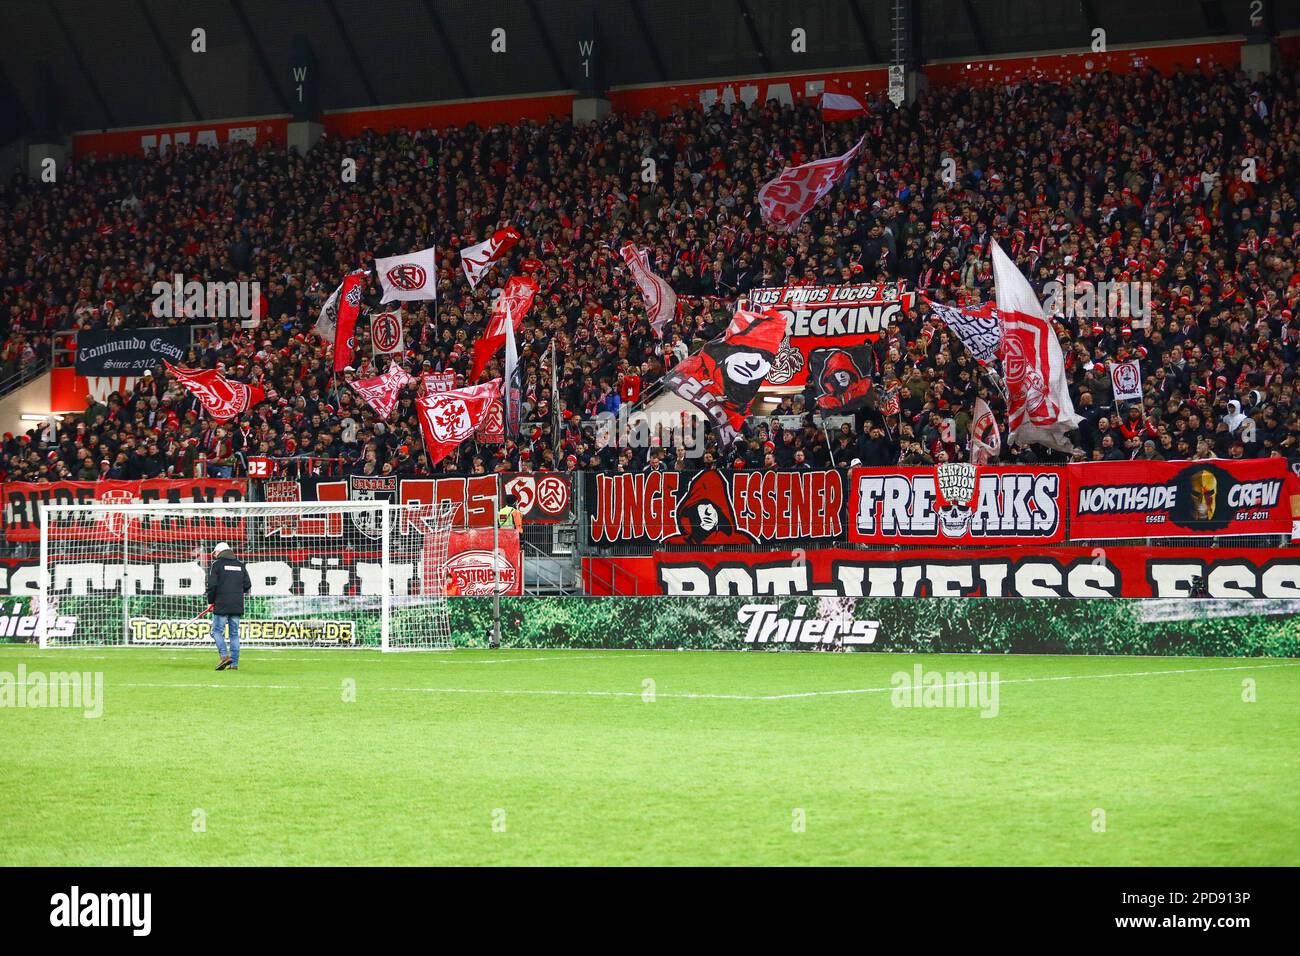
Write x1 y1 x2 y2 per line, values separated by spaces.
416 379 501 467
969 395 1001 465
460 225 522 288
620 243 677 338
821 81 868 121
370 310 405 357
350 363 414 420
758 135 864 233
165 362 265 422
470 275 538 382
375 246 438 302
315 269 368 350
990 241 1081 451
332 271 367 372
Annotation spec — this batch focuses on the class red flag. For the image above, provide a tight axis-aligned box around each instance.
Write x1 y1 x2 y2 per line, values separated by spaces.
333 271 367 372
470 275 538 382
620 242 677 338
165 362 265 422
460 225 522 288
758 135 864 233
416 379 502 467
350 363 414 419
664 308 787 446
990 241 1081 451
821 81 868 121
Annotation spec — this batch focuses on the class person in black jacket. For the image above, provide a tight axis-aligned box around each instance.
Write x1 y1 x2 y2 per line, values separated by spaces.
206 542 251 671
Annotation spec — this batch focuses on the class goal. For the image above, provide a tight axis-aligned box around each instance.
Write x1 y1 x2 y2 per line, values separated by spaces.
35 499 486 651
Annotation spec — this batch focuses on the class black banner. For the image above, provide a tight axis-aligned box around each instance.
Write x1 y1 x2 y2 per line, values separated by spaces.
75 328 190 375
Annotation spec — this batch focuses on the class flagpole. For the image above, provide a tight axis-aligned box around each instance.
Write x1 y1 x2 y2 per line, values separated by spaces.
822 418 836 467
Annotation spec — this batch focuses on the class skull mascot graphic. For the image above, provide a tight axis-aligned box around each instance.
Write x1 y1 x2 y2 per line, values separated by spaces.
934 462 979 538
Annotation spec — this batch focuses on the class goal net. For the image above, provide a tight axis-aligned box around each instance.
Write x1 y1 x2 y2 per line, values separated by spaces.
35 499 473 650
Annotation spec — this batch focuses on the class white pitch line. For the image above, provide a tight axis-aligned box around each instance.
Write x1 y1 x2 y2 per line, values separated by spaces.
763 661 1300 700
113 661 1300 702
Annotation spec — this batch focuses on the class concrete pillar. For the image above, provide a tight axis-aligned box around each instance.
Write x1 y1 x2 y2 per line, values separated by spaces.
287 121 324 155
572 97 611 125
905 70 929 106
1240 42 1276 80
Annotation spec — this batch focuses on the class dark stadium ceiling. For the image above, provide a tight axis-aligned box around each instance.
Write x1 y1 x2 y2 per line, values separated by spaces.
0 0 1292 141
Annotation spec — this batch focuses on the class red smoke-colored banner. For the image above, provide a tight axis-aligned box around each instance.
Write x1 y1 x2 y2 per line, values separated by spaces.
3 479 250 542
849 464 1065 544
585 469 845 546
584 547 1300 598
440 529 522 596
1068 458 1292 539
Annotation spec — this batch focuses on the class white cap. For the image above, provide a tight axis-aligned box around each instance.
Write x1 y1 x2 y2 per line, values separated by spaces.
213 542 231 556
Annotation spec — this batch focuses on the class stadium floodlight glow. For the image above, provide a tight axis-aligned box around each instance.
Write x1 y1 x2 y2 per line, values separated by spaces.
35 499 482 651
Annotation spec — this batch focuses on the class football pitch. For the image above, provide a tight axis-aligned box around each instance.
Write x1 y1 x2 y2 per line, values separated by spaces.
1 645 1297 866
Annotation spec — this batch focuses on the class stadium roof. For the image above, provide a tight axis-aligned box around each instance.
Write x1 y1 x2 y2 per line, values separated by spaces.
0 0 1293 141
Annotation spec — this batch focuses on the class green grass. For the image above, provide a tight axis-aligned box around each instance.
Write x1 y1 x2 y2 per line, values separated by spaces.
1 645 1298 866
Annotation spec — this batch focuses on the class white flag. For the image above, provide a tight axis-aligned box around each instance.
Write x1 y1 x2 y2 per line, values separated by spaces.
375 246 438 303
991 241 1080 452
504 303 521 437
314 281 342 343
1111 360 1143 402
370 310 405 358
970 395 1001 465
460 225 521 288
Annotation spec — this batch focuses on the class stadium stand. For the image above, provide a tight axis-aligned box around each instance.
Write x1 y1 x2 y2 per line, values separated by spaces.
3 63 1299 484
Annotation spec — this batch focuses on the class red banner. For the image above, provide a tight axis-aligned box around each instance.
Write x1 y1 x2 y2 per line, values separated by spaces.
441 529 522 596
586 469 844 546
585 547 1300 598
3 479 250 543
1067 459 1293 539
849 464 1065 544
501 473 573 523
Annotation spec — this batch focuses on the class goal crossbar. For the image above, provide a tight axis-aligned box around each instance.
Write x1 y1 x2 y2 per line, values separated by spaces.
36 499 472 651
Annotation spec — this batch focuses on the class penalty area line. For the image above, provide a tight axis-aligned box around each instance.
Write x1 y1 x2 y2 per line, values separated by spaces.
763 660 1300 700
114 661 1300 702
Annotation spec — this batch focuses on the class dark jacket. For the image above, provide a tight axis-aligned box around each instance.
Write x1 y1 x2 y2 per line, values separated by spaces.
206 553 252 616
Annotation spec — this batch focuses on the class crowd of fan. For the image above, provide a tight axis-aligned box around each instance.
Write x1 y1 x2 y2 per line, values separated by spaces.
2 60 1299 485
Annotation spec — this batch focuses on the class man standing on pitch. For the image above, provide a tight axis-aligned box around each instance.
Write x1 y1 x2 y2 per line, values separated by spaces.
207 542 251 671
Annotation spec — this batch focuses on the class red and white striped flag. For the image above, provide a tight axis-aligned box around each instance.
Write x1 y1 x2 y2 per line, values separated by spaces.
758 135 865 233
620 242 677 338
821 81 868 121
990 241 1080 451
165 362 265 422
350 363 414 420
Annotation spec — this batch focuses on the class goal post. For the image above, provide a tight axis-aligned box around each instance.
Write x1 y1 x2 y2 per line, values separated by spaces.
35 499 467 650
